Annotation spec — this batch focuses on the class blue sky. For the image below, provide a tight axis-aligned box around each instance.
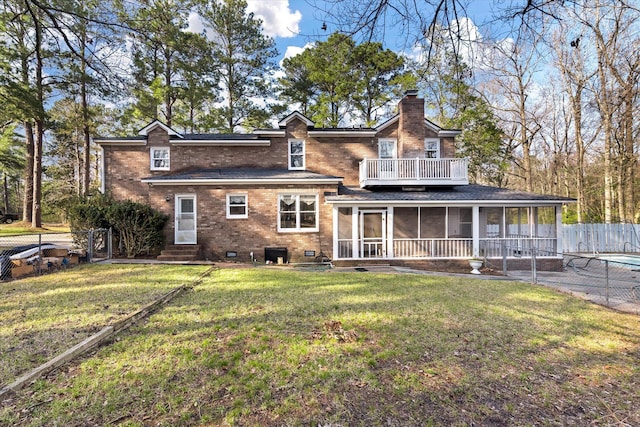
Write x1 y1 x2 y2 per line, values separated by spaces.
242 0 498 65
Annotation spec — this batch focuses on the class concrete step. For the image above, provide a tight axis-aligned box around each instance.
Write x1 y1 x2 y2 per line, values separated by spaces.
157 244 202 262
163 245 201 252
160 249 200 256
156 254 200 262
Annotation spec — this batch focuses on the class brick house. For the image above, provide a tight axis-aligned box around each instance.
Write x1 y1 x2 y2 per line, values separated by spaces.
95 91 573 270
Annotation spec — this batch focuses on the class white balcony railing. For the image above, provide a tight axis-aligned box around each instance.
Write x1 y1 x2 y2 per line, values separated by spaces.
359 157 469 187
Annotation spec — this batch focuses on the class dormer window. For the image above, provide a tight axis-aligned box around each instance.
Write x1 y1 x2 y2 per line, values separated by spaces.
288 139 305 170
150 147 170 171
425 139 440 158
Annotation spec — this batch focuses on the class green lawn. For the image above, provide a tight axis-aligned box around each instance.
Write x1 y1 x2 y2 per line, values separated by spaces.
0 264 211 385
0 223 70 235
1 266 639 426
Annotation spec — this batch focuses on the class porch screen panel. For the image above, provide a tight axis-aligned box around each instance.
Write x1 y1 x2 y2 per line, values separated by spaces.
448 207 472 238
420 207 445 238
394 207 418 238
506 207 530 237
535 207 556 237
480 207 503 238
479 207 503 258
535 206 557 255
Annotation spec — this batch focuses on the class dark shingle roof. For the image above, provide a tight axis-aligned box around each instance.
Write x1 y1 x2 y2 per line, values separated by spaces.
142 168 342 181
326 185 575 203
173 134 268 141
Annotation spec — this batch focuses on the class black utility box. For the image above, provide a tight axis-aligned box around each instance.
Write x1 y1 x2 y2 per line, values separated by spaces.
264 247 288 263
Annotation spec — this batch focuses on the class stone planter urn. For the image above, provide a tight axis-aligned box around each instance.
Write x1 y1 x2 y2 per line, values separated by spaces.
469 259 483 275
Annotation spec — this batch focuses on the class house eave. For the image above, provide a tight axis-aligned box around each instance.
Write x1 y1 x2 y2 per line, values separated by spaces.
142 178 343 186
325 199 571 206
438 130 461 137
308 130 377 138
170 140 271 146
94 139 146 146
252 130 286 136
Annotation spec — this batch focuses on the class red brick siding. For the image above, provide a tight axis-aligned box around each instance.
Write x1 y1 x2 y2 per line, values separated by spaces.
441 136 456 158
102 145 151 203
148 184 336 262
398 94 426 158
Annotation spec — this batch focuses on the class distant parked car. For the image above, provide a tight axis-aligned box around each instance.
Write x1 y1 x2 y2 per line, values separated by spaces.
0 211 18 224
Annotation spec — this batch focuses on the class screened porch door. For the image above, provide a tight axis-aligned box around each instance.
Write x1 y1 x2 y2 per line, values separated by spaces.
175 195 197 244
360 210 387 258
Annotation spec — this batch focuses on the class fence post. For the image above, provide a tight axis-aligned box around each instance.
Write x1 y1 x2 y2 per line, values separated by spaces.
38 233 42 275
605 260 609 306
88 230 94 263
108 228 113 259
502 240 507 274
531 247 537 284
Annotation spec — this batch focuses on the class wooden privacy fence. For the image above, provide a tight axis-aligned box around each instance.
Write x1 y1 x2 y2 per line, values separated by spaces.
562 223 640 253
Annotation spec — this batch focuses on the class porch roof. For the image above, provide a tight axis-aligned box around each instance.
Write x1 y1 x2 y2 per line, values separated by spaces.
141 168 343 185
325 185 576 205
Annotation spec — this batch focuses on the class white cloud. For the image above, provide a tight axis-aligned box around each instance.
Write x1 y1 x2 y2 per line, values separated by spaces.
187 11 205 34
282 43 313 60
449 17 482 67
246 0 302 38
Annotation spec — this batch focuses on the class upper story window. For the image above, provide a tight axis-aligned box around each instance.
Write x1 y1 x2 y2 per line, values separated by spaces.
425 139 440 158
278 194 318 232
226 193 248 219
288 139 305 170
378 139 397 159
150 147 170 171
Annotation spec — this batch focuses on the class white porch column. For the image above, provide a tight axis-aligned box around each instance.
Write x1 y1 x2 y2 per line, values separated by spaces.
352 207 359 259
387 207 394 258
556 205 563 256
472 205 480 258
332 206 339 259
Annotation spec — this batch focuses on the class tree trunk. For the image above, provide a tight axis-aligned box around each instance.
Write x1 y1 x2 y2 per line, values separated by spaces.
30 10 44 228
3 174 9 214
32 118 43 228
81 43 91 196
22 120 34 222
622 78 635 223
164 49 172 127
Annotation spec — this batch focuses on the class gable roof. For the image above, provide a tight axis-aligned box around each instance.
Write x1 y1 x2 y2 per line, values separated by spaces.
277 111 314 128
138 120 183 138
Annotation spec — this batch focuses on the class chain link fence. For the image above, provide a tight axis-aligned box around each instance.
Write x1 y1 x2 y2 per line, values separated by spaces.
490 251 640 312
560 253 640 309
0 229 112 281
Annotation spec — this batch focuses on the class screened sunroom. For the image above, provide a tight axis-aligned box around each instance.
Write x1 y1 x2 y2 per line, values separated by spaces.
332 203 562 261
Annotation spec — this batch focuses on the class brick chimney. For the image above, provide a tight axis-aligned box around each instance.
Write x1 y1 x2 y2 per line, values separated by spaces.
398 90 426 157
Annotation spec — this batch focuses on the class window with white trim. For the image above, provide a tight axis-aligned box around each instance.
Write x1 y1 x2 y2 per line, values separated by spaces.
424 138 440 158
278 194 318 231
150 147 170 170
226 193 248 219
288 139 305 170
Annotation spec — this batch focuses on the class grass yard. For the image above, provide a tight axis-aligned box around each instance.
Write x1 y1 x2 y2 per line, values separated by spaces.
0 223 70 235
0 264 211 385
1 266 639 426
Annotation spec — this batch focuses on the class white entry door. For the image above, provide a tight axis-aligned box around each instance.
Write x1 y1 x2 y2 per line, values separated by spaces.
360 210 387 258
378 139 397 179
175 195 197 244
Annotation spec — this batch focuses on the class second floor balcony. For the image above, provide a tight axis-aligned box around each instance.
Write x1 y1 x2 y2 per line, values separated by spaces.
359 157 469 188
